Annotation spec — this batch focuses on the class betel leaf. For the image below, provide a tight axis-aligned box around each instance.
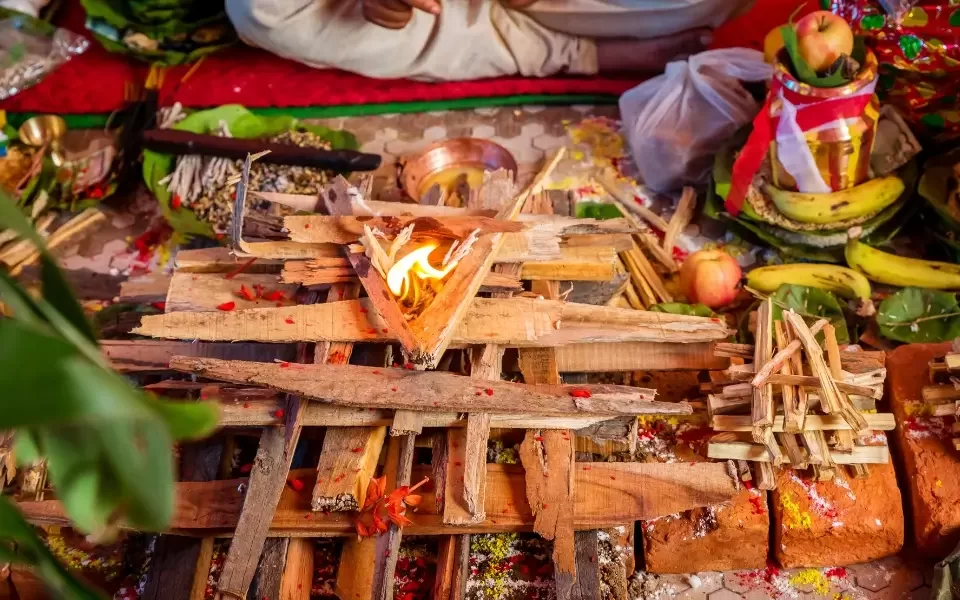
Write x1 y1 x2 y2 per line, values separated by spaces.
650 303 718 318
575 202 623 220
877 287 960 343
771 284 850 343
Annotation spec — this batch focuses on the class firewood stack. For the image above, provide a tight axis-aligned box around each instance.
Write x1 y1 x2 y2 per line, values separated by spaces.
924 351 960 451
704 298 894 490
10 151 756 600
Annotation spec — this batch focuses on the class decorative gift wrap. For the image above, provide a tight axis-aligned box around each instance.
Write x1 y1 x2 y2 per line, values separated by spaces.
725 50 881 215
826 0 960 139
769 50 881 193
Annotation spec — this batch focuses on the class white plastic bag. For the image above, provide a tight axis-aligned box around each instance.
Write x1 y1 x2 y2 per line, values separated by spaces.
620 48 772 193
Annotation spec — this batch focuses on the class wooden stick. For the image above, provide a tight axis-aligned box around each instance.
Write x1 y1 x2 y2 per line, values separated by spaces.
135 297 732 346
751 319 828 388
189 538 215 600
596 171 670 232
708 441 889 465
754 462 776 490
434 535 469 600
777 433 808 469
711 413 894 432
752 299 774 450
662 187 696 258
774 321 799 433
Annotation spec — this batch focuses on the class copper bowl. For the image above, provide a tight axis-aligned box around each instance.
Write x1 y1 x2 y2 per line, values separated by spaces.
400 138 517 201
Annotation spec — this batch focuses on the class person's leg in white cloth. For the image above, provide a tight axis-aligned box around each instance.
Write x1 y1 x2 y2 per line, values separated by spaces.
225 0 755 81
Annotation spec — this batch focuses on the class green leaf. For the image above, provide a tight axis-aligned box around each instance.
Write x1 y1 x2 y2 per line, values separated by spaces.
142 105 360 239
781 23 867 88
574 202 623 220
650 302 718 318
771 284 850 343
877 287 960 343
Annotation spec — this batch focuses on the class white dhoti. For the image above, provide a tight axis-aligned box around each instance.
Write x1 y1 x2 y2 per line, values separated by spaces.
226 0 753 81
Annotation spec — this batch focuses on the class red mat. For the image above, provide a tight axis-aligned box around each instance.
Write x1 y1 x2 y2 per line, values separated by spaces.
1 0 803 115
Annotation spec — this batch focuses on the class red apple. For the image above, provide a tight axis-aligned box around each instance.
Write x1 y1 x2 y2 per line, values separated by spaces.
679 249 742 308
794 10 854 73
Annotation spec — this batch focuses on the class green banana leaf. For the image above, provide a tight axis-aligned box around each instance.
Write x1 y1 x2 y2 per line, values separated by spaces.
780 24 867 88
142 104 359 239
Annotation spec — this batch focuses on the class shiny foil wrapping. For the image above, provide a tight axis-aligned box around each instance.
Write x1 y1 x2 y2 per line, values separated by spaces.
768 51 881 192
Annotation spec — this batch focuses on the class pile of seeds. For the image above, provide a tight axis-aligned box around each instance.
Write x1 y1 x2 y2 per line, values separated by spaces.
188 129 333 234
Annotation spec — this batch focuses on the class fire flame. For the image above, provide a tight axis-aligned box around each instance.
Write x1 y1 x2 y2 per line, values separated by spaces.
386 243 457 311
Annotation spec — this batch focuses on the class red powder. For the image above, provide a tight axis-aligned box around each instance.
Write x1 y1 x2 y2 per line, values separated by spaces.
825 567 847 579
217 301 236 311
485 388 494 396
569 388 592 398
285 318 295 324
274 409 285 419
749 494 765 515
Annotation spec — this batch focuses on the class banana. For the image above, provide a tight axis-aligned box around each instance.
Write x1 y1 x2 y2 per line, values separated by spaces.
845 239 960 289
747 263 874 316
764 176 904 224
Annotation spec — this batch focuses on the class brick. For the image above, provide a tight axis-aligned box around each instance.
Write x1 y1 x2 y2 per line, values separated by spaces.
637 412 769 574
771 464 903 568
888 342 960 558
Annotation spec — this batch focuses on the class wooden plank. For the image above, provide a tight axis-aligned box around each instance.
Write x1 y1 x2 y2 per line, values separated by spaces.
20 462 739 535
518 247 618 281
280 261 522 292
520 429 576 598
215 423 298 599
170 357 673 418
135 297 732 346
755 462 776 490
553 342 728 372
312 427 387 511
248 538 288 600
278 539 313 600
165 272 300 313
335 537 377 600
189 538 214 600
101 340 297 373
391 410 425 436
711 414 894 432
218 398 623 430
572 530 601 600
434 535 470 600
372 434 416 600
283 214 635 244
442 428 482 525
141 536 201 600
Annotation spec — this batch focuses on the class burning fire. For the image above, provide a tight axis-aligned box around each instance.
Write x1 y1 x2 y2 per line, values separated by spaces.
386 242 457 312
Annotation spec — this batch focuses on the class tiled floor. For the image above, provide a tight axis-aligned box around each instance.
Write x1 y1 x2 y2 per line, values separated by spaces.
53 104 934 599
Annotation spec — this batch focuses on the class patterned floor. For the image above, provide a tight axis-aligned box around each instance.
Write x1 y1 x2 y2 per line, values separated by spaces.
54 104 934 600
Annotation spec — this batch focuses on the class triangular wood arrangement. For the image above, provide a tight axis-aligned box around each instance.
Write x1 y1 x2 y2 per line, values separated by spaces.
14 152 760 600
706 301 893 489
923 351 960 451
